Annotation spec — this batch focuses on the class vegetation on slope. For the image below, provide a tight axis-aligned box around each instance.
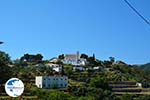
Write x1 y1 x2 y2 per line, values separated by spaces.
1 51 150 99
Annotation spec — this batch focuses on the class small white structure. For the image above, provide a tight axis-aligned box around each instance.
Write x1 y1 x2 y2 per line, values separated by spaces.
136 83 142 87
45 63 62 72
73 66 85 71
93 66 99 70
79 58 87 66
36 76 68 89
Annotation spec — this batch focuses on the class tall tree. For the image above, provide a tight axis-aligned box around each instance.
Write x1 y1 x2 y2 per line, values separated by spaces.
0 51 10 65
0 51 12 83
93 54 95 61
58 54 65 60
58 54 65 76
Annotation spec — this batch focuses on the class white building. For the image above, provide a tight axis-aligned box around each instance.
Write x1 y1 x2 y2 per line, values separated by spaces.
36 76 68 89
63 51 87 66
45 63 62 72
136 83 142 87
63 52 79 65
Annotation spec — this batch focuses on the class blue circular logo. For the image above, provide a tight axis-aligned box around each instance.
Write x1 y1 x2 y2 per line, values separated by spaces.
5 78 24 97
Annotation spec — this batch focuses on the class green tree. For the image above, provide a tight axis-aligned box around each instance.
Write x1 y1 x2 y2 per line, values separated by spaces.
103 90 117 100
103 60 112 67
0 51 12 83
139 95 150 100
58 54 65 76
80 54 88 59
90 76 109 90
0 51 10 65
23 53 30 61
122 94 134 100
58 54 65 60
31 89 69 100
109 57 115 63
87 56 98 67
78 96 95 100
35 54 43 62
66 67 73 76
87 87 104 100
20 53 43 62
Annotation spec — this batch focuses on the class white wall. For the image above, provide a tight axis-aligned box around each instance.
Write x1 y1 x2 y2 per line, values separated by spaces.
36 76 68 89
36 76 43 88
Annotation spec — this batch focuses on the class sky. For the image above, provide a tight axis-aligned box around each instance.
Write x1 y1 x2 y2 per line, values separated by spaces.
0 0 150 64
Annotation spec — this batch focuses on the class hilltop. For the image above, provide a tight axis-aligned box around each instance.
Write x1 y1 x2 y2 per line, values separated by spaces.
1 51 150 99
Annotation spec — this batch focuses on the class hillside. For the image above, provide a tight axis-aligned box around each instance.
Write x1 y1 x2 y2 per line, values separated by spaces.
1 51 150 99
138 63 150 73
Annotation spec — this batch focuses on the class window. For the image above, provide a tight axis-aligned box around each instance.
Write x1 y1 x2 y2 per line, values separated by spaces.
65 84 67 87
43 84 46 88
60 84 63 87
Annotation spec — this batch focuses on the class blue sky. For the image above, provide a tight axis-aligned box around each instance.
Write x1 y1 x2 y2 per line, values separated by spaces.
0 0 150 64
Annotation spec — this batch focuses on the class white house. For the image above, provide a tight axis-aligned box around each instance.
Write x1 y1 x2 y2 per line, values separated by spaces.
35 76 68 89
63 53 79 65
63 52 87 66
45 63 62 72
